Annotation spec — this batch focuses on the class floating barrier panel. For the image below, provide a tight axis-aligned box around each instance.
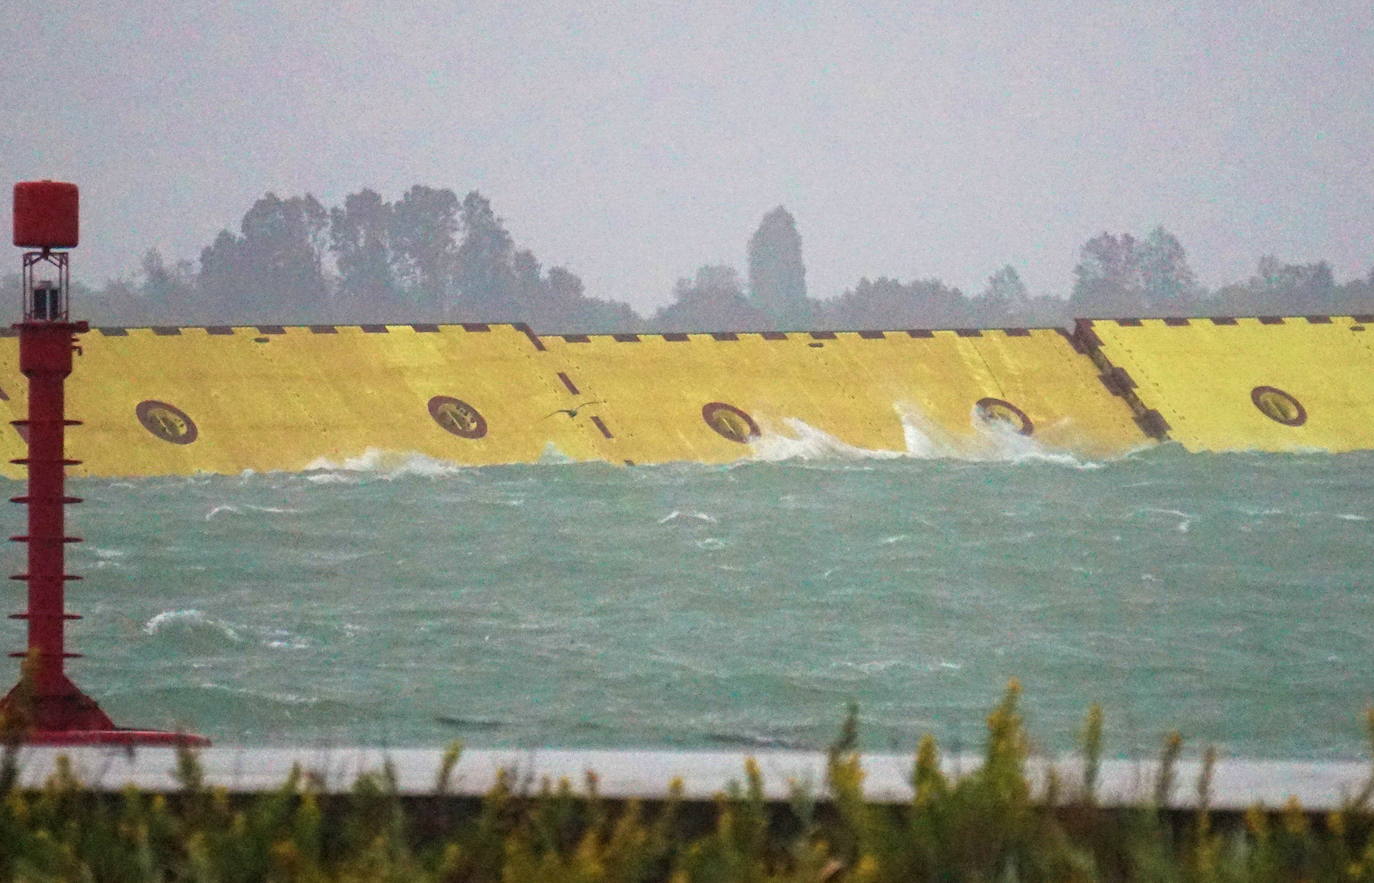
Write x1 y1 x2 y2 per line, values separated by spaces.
0 324 595 478
0 322 1150 477
1080 315 1374 453
540 328 1144 464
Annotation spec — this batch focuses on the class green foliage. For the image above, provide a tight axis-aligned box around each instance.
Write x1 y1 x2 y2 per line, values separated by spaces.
2 692 1374 880
747 206 810 330
30 183 1374 332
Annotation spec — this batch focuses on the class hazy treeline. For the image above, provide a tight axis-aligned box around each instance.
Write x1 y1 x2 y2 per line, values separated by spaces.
5 185 1372 331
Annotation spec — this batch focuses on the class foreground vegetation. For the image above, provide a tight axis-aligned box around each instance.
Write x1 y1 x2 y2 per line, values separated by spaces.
3 684 1374 880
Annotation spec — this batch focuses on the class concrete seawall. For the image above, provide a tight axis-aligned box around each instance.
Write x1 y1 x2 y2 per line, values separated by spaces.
11 746 1371 812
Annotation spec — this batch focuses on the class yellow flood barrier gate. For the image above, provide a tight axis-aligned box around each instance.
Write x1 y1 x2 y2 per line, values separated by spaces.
0 322 1145 477
1080 314 1374 453
0 314 1366 477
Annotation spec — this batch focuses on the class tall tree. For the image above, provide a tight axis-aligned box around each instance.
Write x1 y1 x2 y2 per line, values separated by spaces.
536 264 640 333
139 248 197 318
199 193 329 320
1071 232 1143 315
197 229 246 318
1138 226 1196 307
747 206 810 329
818 276 971 330
390 185 459 315
511 248 547 322
452 191 517 320
976 265 1029 323
1252 256 1336 313
329 188 396 320
653 265 770 332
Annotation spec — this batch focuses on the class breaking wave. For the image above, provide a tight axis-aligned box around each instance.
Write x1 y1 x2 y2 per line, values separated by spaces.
743 404 1107 468
299 444 584 479
143 609 245 647
142 610 310 652
302 448 471 481
251 402 1120 479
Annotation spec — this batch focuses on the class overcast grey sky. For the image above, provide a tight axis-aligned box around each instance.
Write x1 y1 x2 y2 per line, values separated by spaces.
3 1 1370 310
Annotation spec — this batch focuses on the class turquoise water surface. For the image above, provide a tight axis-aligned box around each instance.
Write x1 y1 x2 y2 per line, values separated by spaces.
3 443 1371 759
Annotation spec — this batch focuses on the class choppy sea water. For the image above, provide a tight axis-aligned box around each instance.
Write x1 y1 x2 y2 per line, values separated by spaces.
4 439 1372 760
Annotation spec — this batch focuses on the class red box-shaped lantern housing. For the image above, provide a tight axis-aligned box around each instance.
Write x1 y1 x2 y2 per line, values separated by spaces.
13 181 79 249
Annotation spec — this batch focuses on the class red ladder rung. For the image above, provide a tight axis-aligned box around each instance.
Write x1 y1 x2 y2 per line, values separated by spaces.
10 496 82 504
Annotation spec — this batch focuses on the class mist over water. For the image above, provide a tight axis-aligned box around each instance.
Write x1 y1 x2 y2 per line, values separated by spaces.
7 443 1373 759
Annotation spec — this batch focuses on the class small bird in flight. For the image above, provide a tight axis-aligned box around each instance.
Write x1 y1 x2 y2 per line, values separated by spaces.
545 400 605 419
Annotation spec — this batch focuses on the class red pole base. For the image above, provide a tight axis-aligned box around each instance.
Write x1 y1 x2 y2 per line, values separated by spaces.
18 730 211 747
0 669 112 729
0 674 209 747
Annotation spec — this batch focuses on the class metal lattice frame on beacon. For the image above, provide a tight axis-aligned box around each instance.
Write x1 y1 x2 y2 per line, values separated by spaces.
0 180 207 746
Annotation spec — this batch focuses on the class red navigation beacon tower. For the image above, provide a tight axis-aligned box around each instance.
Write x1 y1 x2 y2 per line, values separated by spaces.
0 181 206 746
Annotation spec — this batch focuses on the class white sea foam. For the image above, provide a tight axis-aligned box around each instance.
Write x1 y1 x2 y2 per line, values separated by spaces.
657 510 718 524
302 448 469 480
537 442 575 464
834 658 906 675
305 471 354 485
206 503 300 520
1139 508 1196 519
958 406 1105 468
742 403 1106 468
748 417 904 462
143 608 244 643
143 609 312 650
265 627 311 650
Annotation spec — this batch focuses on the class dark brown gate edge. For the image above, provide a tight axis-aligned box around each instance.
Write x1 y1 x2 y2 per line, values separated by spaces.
1072 319 1171 441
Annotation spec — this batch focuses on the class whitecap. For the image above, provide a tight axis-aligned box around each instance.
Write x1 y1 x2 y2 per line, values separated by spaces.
835 659 905 674
305 472 355 485
748 417 904 462
537 442 575 465
657 510 718 524
1138 508 1196 519
143 609 244 643
302 448 468 479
